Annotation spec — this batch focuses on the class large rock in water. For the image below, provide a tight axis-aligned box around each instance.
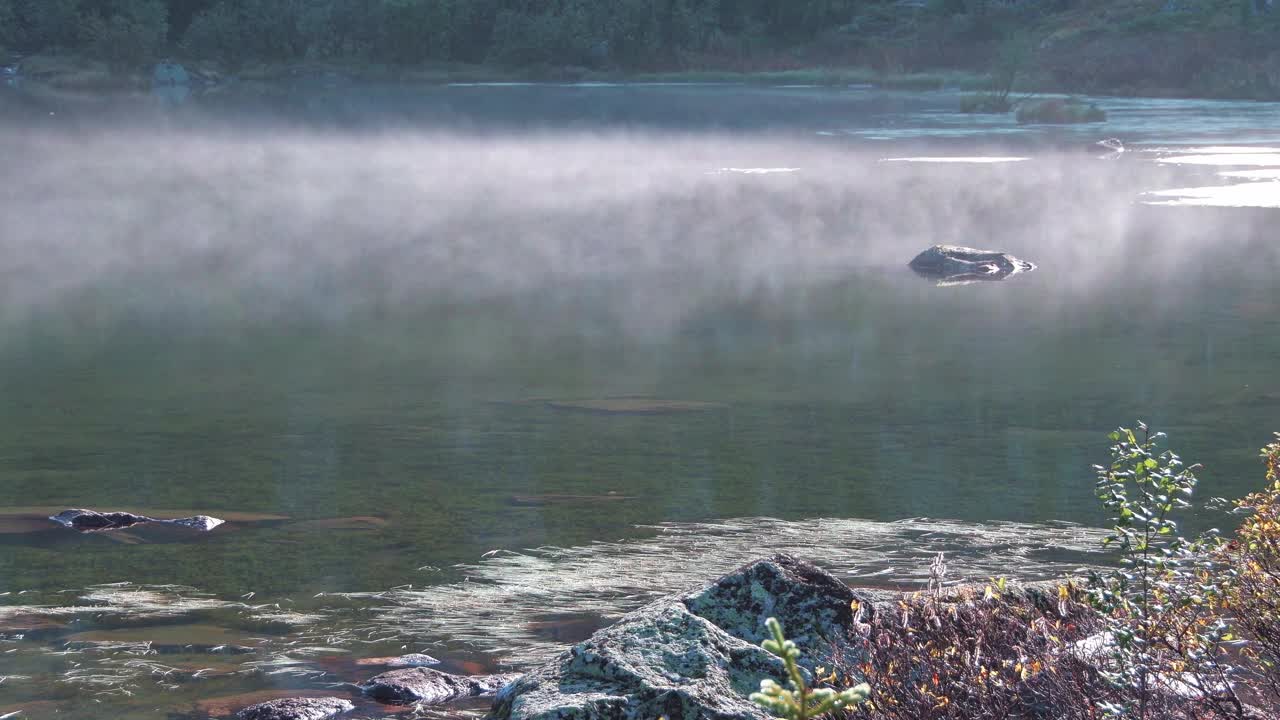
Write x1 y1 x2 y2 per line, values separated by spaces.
49 508 225 533
908 245 1035 286
361 666 518 705
490 554 871 720
236 697 353 720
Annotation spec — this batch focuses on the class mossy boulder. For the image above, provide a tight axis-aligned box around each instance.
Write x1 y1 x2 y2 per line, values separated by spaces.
1015 97 1106 124
490 555 872 720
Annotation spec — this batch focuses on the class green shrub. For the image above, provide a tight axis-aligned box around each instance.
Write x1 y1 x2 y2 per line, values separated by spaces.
1015 97 1105 124
752 616 869 720
1087 424 1245 719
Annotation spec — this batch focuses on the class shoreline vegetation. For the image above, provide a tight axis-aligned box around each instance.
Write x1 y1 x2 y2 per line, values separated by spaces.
493 429 1280 719
5 1 1280 104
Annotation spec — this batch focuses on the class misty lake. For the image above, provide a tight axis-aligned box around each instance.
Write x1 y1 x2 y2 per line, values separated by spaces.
1 83 1279 718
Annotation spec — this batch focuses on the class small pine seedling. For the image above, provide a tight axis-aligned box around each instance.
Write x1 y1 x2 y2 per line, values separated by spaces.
750 617 870 720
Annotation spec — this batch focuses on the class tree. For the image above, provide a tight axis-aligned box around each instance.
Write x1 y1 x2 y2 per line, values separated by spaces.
82 0 169 69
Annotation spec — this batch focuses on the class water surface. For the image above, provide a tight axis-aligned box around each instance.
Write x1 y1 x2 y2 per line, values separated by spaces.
1 84 1279 718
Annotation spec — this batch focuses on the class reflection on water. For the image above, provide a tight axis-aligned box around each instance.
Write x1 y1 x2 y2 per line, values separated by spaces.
0 87 1278 717
1145 181 1280 208
1144 145 1280 206
881 156 1029 163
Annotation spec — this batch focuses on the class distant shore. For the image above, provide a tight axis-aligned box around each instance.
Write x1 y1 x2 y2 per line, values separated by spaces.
8 52 1277 104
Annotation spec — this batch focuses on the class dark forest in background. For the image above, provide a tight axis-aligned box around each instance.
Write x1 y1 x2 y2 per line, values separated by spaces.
2 1 1280 97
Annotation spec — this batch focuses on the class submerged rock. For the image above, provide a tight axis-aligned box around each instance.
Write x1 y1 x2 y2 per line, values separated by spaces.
236 697 354 720
509 493 634 507
545 398 726 415
490 554 871 720
908 245 1036 286
361 666 518 705
65 623 261 654
49 509 224 533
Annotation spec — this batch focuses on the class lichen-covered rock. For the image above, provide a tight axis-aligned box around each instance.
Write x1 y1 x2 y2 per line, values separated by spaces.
236 696 354 720
684 554 859 651
361 666 518 705
490 554 872 720
908 245 1036 285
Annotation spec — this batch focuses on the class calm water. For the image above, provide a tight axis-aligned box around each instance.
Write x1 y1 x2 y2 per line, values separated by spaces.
1 84 1279 718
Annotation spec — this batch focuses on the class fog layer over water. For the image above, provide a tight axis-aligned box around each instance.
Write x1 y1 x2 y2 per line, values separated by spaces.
1 124 1278 585
0 95 1279 717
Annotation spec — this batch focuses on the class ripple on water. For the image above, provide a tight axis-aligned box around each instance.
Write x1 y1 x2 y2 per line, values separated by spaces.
358 516 1108 666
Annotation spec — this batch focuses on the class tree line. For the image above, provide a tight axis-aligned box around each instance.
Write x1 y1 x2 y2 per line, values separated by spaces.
0 0 898 69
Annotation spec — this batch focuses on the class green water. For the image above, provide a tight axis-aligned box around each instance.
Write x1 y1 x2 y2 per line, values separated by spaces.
1 85 1279 718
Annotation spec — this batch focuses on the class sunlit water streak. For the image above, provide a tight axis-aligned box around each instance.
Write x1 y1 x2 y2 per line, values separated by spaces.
880 156 1029 163
361 516 1107 666
1156 153 1280 166
1143 181 1280 208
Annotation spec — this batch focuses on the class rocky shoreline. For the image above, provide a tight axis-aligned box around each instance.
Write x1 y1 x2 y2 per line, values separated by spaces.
214 554 1074 720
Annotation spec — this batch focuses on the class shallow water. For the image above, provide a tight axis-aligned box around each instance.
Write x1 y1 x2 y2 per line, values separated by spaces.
1 85 1279 718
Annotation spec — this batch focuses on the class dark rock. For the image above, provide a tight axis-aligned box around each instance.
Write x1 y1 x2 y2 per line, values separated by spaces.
48 509 224 533
236 697 354 720
909 245 1036 286
361 666 518 705
490 554 872 720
